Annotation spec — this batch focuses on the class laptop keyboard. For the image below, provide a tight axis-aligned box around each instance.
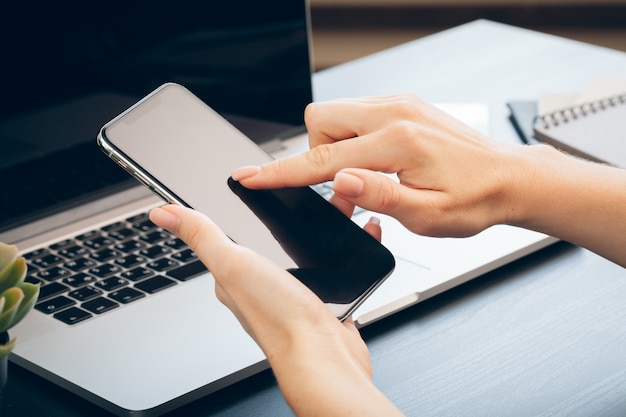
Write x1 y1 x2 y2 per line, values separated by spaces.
24 212 207 325
22 183 343 326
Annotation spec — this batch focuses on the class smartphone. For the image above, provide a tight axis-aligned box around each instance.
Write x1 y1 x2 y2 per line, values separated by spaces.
97 83 395 321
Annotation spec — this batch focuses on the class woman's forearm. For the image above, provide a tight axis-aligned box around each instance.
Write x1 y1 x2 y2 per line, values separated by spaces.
509 144 626 268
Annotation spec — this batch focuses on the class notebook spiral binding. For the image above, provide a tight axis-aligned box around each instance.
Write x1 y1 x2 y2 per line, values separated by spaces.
537 93 626 129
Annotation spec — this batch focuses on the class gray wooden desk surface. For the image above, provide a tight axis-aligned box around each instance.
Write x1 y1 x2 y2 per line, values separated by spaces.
3 20 626 417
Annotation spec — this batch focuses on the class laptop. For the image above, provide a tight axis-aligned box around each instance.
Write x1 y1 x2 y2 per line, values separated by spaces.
0 1 557 415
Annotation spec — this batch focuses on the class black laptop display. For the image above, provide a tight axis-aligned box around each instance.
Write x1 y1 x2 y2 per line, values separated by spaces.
0 1 313 232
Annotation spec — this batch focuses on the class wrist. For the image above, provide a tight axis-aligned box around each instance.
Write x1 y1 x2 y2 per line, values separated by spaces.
268 329 402 416
502 143 564 230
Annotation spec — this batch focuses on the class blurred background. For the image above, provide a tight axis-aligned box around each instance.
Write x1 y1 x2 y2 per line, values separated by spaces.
309 0 626 70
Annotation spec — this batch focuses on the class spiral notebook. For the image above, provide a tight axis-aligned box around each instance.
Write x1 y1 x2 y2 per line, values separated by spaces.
533 94 626 168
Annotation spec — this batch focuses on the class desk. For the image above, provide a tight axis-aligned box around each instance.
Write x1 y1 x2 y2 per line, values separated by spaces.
3 20 626 417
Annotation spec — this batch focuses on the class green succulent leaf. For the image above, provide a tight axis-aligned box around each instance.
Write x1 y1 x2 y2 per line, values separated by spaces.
0 287 25 333
0 257 27 295
0 335 17 359
0 243 18 269
0 243 25 293
11 283 40 327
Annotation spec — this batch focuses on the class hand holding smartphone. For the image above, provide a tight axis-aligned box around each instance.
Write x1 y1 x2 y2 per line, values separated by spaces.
97 83 395 320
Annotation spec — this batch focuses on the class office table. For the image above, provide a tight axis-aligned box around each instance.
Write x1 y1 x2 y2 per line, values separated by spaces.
3 19 626 417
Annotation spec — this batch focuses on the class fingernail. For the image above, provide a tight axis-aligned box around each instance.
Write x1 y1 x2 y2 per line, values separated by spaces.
149 206 180 234
368 216 381 226
333 172 364 198
231 165 261 181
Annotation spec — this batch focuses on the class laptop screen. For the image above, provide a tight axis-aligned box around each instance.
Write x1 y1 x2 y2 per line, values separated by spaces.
0 1 313 232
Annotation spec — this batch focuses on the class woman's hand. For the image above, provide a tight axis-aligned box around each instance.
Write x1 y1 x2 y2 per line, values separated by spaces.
232 94 626 267
149 205 403 416
232 94 533 238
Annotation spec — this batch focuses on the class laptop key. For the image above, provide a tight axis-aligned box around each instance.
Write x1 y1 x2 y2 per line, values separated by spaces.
134 275 177 294
57 245 89 259
62 272 97 288
25 275 43 285
76 230 102 241
68 285 103 302
90 248 123 262
95 277 128 292
132 219 157 233
107 227 137 241
31 254 63 269
146 257 180 272
82 236 114 250
114 240 146 253
54 307 93 325
102 221 125 232
139 246 170 259
36 295 76 314
121 267 154 282
23 248 50 260
109 287 146 304
64 258 97 272
39 282 71 300
126 213 149 223
88 263 122 278
82 297 119 314
115 254 147 268
50 239 75 251
140 230 170 244
167 260 207 281
163 237 186 250
171 249 197 263
34 266 71 281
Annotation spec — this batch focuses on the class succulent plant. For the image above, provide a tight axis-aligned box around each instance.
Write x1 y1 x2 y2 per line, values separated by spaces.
0 242 40 360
